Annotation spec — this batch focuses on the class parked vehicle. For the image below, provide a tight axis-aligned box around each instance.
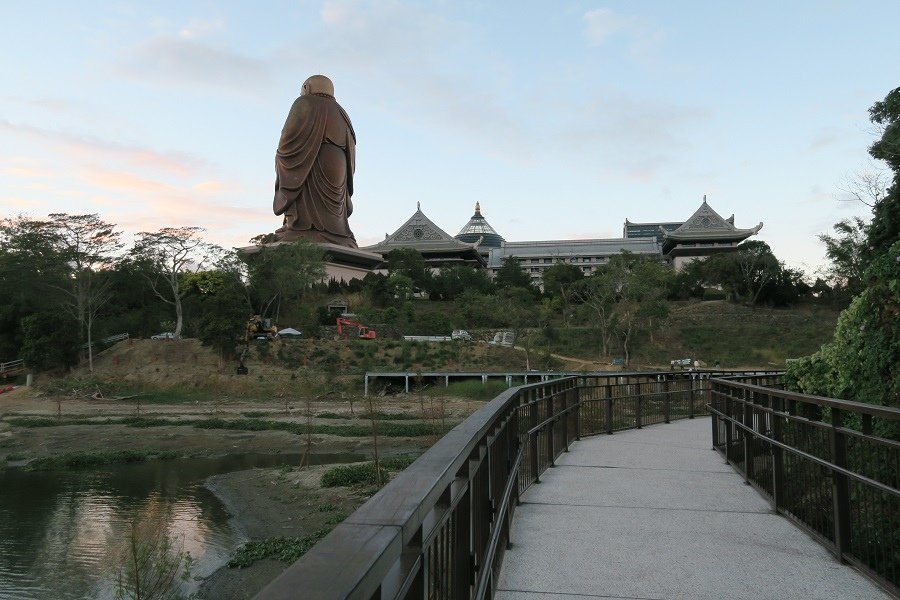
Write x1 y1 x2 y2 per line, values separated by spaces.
151 332 175 340
451 330 473 342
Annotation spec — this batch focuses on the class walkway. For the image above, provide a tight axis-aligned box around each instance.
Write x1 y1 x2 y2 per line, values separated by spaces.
496 417 891 600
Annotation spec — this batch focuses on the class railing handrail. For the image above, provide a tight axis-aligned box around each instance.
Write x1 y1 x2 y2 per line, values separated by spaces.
255 377 570 599
0 359 24 372
713 377 900 420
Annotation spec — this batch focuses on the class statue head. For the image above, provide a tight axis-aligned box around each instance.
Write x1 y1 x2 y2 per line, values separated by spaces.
301 75 335 97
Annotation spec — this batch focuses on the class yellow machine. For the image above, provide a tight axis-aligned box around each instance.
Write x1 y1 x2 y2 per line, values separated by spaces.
243 315 278 343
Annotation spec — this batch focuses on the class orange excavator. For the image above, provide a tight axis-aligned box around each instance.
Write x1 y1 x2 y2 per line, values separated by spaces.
336 317 377 340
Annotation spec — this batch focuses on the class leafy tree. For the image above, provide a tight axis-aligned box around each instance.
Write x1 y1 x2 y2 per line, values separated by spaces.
130 227 222 339
383 248 429 291
495 256 536 293
244 239 325 322
428 266 494 300
573 265 622 358
701 241 783 305
540 262 583 325
183 268 248 361
788 86 900 416
385 273 415 302
866 87 900 260
47 213 122 371
0 216 68 358
20 312 80 372
819 217 868 296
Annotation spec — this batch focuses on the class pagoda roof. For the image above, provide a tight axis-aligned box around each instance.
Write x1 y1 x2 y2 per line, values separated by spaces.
662 197 762 243
361 203 485 265
455 202 505 248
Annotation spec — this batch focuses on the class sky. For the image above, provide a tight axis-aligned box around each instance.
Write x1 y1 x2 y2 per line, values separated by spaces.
1 1 897 273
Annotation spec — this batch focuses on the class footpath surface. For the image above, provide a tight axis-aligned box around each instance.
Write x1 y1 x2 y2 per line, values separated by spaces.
496 417 891 600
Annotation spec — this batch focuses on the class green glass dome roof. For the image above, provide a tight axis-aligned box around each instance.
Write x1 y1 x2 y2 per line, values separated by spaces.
455 202 505 248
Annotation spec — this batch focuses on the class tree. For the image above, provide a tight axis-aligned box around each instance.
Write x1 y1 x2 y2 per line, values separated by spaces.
0 216 68 358
866 87 900 260
701 241 782 305
244 239 325 322
540 262 583 325
47 213 122 372
20 312 80 372
788 86 900 417
131 227 222 339
819 217 868 295
427 266 493 300
601 255 671 366
573 266 622 358
383 248 429 291
495 256 536 292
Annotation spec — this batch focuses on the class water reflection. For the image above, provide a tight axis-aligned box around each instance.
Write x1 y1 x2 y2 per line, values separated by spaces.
0 452 362 600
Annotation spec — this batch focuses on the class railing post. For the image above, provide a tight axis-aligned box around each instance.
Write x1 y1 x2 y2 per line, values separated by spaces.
689 376 696 419
574 385 582 441
724 387 733 464
743 389 754 484
636 389 642 429
663 378 671 424
830 408 851 560
605 389 613 434
546 388 555 468
771 395 785 512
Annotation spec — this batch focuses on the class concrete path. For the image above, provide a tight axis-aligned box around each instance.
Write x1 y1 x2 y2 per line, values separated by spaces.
496 417 891 600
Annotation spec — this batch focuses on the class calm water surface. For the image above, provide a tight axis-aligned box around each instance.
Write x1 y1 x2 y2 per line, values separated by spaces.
0 452 362 600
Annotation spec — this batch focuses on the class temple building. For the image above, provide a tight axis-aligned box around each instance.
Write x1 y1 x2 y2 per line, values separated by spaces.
627 197 763 270
486 238 660 283
361 197 761 281
361 203 486 269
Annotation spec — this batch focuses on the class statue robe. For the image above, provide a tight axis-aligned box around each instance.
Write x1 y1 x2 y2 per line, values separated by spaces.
274 93 357 247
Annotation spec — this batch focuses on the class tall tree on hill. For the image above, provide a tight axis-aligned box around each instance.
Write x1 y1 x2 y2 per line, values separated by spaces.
495 256 536 293
541 262 583 326
47 213 122 372
818 217 868 296
244 238 325 322
130 227 222 339
0 216 68 359
383 248 430 292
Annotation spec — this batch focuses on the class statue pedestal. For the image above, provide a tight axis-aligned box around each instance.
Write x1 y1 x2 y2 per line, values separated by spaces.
238 240 382 283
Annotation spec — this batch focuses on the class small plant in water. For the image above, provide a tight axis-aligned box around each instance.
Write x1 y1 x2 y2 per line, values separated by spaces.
115 517 194 600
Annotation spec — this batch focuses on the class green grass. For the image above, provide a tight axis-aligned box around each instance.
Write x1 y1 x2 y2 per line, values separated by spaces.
429 379 510 401
228 529 332 568
25 449 183 471
320 456 416 488
5 415 446 438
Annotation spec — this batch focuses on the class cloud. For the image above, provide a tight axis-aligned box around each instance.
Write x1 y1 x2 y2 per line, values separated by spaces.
320 1 352 25
0 119 204 176
583 8 627 45
178 18 225 40
116 35 271 93
555 90 710 181
583 7 664 56
808 130 838 151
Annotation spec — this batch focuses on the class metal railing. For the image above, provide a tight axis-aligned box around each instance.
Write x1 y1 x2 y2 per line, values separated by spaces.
0 359 25 378
255 369 780 600
709 379 900 595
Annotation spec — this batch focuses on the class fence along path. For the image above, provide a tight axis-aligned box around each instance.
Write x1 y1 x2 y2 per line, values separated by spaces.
254 372 898 600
